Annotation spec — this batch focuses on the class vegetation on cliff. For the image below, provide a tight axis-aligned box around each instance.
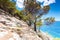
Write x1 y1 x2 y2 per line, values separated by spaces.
0 0 55 32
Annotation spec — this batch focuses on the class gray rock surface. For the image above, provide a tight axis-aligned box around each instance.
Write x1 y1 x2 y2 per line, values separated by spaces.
0 9 53 40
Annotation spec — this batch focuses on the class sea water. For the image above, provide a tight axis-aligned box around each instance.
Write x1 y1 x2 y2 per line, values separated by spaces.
39 21 60 38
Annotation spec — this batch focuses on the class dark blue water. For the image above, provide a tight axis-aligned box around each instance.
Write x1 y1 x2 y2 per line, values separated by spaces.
40 21 60 38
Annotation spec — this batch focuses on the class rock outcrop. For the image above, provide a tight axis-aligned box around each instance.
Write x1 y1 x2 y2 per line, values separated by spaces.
0 9 53 40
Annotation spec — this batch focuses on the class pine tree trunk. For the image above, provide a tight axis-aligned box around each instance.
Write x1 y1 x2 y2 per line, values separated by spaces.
34 16 37 32
34 21 36 32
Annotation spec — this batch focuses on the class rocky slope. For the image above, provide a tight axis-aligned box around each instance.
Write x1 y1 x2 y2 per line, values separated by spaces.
0 9 53 40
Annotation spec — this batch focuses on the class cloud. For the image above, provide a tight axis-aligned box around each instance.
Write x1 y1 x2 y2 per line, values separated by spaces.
37 0 44 2
16 0 55 8
16 0 24 8
37 0 55 6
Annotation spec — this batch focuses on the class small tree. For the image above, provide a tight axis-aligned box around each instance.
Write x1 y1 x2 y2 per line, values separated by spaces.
0 0 16 14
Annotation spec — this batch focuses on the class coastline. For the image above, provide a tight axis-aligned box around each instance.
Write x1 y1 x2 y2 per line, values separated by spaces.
53 38 60 40
40 30 60 40
37 30 53 40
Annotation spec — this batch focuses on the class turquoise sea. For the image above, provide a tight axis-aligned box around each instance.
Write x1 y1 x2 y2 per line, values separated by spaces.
40 21 60 38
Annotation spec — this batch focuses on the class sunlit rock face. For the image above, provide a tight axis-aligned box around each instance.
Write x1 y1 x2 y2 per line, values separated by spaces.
0 9 28 27
0 9 53 40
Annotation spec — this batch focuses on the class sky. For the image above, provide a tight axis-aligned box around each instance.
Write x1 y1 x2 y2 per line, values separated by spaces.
45 0 60 21
14 0 60 21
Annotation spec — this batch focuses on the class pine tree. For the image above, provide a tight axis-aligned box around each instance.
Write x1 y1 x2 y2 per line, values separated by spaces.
24 0 55 32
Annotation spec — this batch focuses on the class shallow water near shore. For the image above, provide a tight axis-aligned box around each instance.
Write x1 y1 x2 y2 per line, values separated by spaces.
39 21 60 38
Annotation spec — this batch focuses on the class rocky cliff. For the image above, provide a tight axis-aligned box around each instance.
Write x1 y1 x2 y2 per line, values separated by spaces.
0 9 53 40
